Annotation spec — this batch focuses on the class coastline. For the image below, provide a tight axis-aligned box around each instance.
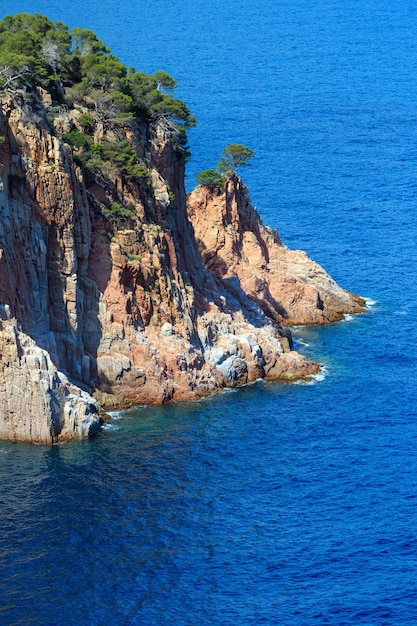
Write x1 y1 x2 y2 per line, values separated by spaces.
0 17 365 443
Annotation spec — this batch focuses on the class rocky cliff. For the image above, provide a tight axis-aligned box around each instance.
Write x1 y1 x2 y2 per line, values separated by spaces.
187 177 365 325
0 90 363 443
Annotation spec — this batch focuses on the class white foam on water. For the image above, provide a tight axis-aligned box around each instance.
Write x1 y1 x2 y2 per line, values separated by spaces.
393 302 412 316
291 325 306 332
102 422 121 431
340 313 355 323
106 411 125 420
293 338 310 348
295 366 328 385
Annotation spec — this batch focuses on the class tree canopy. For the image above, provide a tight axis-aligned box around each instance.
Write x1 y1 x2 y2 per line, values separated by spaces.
196 169 225 187
197 144 255 187
217 144 255 174
0 13 195 129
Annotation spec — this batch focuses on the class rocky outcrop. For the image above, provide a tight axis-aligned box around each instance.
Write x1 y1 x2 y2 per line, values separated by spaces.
0 90 361 443
0 305 100 442
187 176 365 325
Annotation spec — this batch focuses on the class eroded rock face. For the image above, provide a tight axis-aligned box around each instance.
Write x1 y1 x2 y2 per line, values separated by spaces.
187 176 365 325
0 91 358 442
0 306 100 443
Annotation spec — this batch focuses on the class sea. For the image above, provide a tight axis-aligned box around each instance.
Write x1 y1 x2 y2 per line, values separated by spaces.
1 0 417 623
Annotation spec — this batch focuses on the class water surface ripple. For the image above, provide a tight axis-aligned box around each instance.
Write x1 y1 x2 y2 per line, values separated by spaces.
2 0 417 623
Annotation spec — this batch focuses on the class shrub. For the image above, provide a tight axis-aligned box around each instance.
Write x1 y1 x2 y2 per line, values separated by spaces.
197 144 255 186
62 128 91 149
102 202 135 219
77 113 94 129
100 139 149 180
196 169 225 187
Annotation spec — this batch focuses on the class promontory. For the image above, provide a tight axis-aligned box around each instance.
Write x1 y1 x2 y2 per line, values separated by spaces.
0 14 365 442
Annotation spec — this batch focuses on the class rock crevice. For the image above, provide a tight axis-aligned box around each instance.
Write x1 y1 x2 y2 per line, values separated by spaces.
0 92 364 442
187 176 365 325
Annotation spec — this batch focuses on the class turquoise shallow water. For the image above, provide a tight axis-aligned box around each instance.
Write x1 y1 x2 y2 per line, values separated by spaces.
2 1 417 623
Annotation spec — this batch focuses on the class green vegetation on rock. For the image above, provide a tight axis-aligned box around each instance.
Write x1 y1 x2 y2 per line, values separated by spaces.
0 13 195 129
196 169 226 187
102 202 135 219
217 144 255 174
62 128 91 149
197 144 254 188
68 137 150 182
0 12 195 217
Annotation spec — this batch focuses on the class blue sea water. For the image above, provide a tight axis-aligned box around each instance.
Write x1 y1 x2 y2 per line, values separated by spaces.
2 0 417 623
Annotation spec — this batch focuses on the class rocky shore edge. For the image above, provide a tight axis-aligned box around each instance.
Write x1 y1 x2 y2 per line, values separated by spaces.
0 90 365 443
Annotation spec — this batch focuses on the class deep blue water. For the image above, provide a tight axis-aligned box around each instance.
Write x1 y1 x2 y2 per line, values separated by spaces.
2 1 417 623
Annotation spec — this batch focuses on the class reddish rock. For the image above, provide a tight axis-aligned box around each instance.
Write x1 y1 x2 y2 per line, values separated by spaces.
0 92 360 442
187 176 365 325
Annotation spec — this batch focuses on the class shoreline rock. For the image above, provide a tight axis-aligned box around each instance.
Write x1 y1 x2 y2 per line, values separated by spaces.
0 91 363 443
187 176 366 326
0 306 101 443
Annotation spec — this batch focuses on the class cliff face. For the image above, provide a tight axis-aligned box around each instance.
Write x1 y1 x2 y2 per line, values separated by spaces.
0 305 99 443
0 91 361 443
187 177 365 325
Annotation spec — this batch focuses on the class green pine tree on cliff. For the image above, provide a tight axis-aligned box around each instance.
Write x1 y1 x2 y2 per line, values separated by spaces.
0 13 195 130
197 143 254 187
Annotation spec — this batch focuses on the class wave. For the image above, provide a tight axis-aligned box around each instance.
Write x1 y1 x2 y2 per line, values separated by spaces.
106 410 126 419
341 297 377 322
294 338 310 348
340 313 355 323
393 302 413 316
295 366 329 385
101 422 121 431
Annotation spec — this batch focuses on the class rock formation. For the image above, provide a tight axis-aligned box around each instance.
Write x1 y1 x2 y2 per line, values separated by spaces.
0 305 99 443
0 89 364 443
187 176 365 326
